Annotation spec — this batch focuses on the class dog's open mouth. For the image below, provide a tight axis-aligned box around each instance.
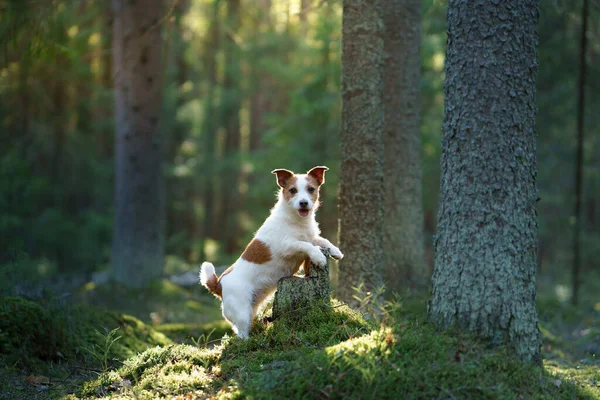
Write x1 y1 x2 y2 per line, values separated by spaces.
298 209 310 217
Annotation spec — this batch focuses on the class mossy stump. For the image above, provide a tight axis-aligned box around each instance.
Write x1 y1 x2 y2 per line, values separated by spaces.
272 249 332 319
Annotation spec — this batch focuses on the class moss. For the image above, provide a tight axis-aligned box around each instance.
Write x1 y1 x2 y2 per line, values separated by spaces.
0 297 68 366
242 324 594 399
80 344 221 398
156 320 231 343
71 295 600 400
0 296 172 372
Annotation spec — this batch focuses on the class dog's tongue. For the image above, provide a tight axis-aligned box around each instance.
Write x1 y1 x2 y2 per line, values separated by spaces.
298 209 309 217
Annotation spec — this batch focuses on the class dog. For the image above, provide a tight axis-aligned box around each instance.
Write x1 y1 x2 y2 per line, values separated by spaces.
199 166 343 339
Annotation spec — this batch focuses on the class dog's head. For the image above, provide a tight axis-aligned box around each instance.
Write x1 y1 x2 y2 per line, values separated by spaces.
272 166 328 218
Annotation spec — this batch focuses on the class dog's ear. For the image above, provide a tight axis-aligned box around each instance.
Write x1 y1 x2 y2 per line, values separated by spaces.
307 166 329 186
271 169 295 188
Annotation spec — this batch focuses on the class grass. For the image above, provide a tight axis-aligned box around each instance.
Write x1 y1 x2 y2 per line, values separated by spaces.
0 295 172 399
66 296 599 399
1 275 599 399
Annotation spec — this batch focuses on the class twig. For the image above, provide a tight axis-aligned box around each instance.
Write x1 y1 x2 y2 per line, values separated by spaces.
295 335 317 348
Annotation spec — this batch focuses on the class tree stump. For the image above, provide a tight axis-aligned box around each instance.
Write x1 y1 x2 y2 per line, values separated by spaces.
272 249 332 319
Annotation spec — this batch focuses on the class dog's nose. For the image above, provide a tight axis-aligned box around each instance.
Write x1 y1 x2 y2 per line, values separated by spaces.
299 200 309 208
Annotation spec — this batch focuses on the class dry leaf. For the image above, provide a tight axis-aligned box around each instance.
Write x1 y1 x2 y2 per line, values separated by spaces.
26 375 50 386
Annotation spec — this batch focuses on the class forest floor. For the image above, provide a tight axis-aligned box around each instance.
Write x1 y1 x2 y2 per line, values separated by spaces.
1 270 599 399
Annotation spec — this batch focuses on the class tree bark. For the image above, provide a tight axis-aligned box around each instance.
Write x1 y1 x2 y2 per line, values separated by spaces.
111 0 165 287
428 0 541 363
380 0 425 292
337 0 385 304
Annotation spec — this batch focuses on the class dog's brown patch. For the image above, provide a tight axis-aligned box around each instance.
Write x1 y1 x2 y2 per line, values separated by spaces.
205 272 222 298
207 265 235 298
281 175 298 202
241 239 272 264
302 257 312 277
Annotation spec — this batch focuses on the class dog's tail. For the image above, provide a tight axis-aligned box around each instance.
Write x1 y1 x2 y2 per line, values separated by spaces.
199 262 222 298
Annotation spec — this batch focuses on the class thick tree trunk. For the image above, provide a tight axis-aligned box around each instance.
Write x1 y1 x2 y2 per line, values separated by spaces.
337 0 385 304
380 0 425 292
111 0 165 287
428 0 541 363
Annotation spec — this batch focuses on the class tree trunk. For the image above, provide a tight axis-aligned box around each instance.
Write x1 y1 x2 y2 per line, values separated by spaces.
380 0 425 292
219 0 242 255
337 0 385 304
111 0 165 287
248 0 271 152
428 0 541 363
571 0 588 306
200 0 222 261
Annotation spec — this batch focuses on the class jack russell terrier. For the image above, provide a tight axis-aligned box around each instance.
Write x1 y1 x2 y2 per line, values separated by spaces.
199 166 343 339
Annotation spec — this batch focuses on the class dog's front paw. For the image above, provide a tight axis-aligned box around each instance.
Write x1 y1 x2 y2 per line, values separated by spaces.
310 249 328 267
329 246 344 260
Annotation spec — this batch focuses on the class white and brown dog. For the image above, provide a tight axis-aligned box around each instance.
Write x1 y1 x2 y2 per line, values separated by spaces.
199 166 343 339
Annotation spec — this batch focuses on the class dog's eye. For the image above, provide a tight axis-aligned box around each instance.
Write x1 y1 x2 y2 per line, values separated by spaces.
308 186 315 193
290 188 297 194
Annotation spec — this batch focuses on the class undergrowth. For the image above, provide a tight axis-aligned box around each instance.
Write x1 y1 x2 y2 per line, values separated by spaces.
2 279 599 399
67 295 599 399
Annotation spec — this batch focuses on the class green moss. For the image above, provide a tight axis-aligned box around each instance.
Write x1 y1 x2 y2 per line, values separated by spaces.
71 296 600 400
0 297 68 366
80 344 221 398
156 320 231 343
241 324 595 399
0 296 172 371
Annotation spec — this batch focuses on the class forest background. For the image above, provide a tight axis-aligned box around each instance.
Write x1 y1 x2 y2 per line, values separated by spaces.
1 0 600 398
2 0 598 294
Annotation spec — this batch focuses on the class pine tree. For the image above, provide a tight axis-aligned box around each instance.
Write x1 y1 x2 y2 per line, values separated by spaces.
381 0 425 291
428 0 541 363
111 0 165 287
337 0 385 303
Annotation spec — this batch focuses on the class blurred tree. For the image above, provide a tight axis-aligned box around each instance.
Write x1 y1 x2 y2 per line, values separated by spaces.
200 0 222 261
428 0 541 363
571 0 589 306
380 0 425 292
217 0 242 254
111 0 166 286
337 0 385 304
248 0 272 152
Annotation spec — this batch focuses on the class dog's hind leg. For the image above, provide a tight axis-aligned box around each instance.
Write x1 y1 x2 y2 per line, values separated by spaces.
222 295 253 339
